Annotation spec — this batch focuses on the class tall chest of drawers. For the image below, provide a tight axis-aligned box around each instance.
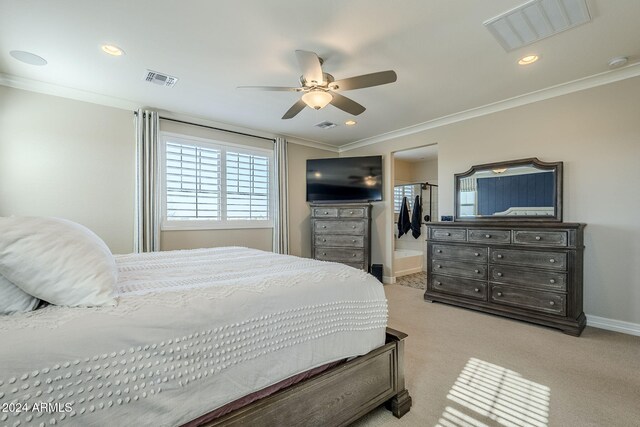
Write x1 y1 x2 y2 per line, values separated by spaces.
425 222 586 335
310 203 372 271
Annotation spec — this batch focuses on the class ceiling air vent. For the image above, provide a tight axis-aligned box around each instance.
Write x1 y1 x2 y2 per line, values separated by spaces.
144 70 178 87
314 121 337 129
484 0 591 52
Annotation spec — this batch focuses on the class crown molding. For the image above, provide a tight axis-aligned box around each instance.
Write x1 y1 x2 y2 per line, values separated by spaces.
0 72 141 111
284 136 340 153
339 62 640 152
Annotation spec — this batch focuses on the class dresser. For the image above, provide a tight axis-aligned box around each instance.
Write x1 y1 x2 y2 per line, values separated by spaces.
310 203 372 271
425 222 586 336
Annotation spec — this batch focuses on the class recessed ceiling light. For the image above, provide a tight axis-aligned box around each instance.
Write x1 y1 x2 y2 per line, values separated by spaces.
9 50 47 66
608 56 628 68
345 120 357 126
518 55 539 65
101 44 125 56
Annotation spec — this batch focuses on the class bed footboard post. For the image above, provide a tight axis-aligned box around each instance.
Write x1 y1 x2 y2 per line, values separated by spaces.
384 327 412 418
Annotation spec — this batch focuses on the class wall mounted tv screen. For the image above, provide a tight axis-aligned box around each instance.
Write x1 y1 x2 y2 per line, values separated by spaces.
306 156 383 202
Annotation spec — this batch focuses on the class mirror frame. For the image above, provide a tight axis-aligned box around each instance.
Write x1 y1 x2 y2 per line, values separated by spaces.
454 157 563 222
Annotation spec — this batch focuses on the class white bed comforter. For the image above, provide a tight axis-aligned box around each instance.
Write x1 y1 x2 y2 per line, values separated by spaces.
0 247 387 426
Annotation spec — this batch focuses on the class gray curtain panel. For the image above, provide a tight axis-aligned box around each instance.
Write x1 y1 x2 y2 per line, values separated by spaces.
134 109 160 253
273 137 289 254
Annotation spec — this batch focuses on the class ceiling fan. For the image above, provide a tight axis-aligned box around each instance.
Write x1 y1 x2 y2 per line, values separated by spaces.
238 50 397 119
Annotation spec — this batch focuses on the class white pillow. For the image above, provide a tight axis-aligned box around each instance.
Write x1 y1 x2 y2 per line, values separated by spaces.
0 274 40 315
0 217 117 307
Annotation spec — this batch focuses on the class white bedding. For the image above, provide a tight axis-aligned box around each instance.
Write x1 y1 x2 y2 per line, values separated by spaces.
0 247 387 426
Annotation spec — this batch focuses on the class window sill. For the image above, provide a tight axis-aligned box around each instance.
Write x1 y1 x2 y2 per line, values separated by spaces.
161 220 274 231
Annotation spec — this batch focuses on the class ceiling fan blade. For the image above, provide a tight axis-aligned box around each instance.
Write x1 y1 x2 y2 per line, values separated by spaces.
295 50 324 85
282 99 307 120
237 86 301 91
329 93 366 116
331 70 397 91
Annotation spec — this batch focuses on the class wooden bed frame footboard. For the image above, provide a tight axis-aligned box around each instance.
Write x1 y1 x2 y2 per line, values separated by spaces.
201 328 412 426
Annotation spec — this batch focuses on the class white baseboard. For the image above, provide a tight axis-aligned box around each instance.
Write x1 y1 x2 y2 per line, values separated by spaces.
383 276 396 284
586 315 640 337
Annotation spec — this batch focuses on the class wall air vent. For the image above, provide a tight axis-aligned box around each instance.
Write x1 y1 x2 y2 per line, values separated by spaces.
144 70 178 87
484 0 591 52
315 121 337 129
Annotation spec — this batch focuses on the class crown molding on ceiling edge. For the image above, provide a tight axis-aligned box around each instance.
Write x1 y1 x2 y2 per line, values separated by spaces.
0 72 337 153
338 62 640 152
3 63 639 155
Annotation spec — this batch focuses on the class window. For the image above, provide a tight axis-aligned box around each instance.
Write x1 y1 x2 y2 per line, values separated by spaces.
161 133 273 230
459 191 476 217
394 184 416 213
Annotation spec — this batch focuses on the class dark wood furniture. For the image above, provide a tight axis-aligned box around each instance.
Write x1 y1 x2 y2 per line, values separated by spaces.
310 203 372 271
455 157 563 222
191 328 411 426
425 222 586 336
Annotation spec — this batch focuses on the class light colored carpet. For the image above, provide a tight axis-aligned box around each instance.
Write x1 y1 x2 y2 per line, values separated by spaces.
352 285 640 427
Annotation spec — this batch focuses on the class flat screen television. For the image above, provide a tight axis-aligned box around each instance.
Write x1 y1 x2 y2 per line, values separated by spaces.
306 156 383 202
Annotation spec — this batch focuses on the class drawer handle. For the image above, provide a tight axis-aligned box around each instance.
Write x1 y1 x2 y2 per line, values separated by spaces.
324 211 329 214
474 288 480 293
435 281 441 286
549 301 555 306
350 211 354 214
352 225 356 229
322 252 326 256
474 252 480 257
549 279 556 284
497 292 503 297
535 236 542 241
322 238 326 242
436 264 442 269
352 239 356 243
485 234 491 238
436 249 442 253
496 272 503 277
322 225 327 229
474 269 480 274
445 232 451 236
352 254 357 257
549 259 556 263
497 254 503 259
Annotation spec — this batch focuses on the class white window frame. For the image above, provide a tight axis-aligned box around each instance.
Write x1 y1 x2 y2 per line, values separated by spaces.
160 132 274 231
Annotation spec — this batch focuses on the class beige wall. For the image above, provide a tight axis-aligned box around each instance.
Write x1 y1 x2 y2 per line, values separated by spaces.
287 142 337 258
393 158 413 183
411 158 438 184
344 76 640 324
0 86 135 254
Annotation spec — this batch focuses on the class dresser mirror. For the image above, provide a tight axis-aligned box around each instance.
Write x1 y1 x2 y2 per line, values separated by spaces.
454 157 563 222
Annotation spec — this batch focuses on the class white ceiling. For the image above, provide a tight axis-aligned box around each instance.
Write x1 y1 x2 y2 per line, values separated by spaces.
394 145 439 162
0 0 639 148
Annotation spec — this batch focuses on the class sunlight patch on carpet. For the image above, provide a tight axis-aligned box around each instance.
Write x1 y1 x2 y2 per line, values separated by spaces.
437 358 550 427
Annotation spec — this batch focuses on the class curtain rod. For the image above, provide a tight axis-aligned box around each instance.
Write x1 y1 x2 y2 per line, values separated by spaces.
134 111 276 142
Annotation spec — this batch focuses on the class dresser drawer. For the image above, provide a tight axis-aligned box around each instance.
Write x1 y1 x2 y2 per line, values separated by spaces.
430 228 467 242
316 248 364 262
489 265 567 292
468 229 511 244
315 235 364 248
432 244 487 262
490 248 567 271
343 262 365 270
430 275 486 300
339 208 365 218
432 259 487 280
490 285 566 316
314 220 365 234
513 230 568 247
312 207 338 218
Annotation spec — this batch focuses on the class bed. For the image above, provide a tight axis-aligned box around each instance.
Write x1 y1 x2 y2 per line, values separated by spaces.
0 246 410 426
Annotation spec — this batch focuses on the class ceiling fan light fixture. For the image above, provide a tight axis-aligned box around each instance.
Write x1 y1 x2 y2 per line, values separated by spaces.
302 90 332 110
